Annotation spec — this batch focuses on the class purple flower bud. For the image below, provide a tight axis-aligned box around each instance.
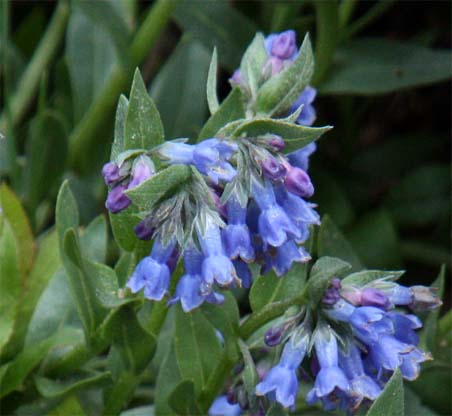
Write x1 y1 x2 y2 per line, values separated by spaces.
128 156 155 189
284 165 314 198
102 162 121 185
134 219 154 240
261 157 287 180
270 30 297 59
167 247 179 273
268 135 285 151
105 185 131 213
230 69 242 85
265 327 283 347
226 389 237 405
361 288 392 310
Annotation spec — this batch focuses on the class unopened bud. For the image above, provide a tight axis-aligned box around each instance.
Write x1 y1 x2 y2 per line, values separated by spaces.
264 327 283 347
284 165 314 198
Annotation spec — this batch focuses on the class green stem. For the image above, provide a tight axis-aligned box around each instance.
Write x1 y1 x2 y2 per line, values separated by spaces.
312 0 339 86
0 1 69 131
239 291 306 341
340 0 396 41
338 0 357 28
68 0 177 172
198 353 236 413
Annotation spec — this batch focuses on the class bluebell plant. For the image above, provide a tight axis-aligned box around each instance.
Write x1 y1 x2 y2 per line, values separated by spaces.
101 29 442 415
217 275 440 414
102 30 322 313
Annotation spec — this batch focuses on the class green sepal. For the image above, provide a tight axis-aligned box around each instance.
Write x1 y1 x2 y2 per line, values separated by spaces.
256 33 314 116
306 256 351 306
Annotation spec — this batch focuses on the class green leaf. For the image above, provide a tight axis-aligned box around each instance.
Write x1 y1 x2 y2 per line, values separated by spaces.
25 269 82 348
404 388 439 416
202 292 239 355
206 47 219 114
125 68 164 150
307 256 351 306
0 183 34 275
109 206 142 253
108 306 156 374
421 266 445 353
346 209 401 269
0 221 20 355
55 180 80 245
320 38 452 95
231 118 332 153
174 306 222 393
0 337 56 397
342 270 404 287
24 111 68 213
66 4 117 122
317 215 362 272
62 229 107 338
174 1 258 71
410 363 451 414
34 371 111 398
48 395 87 416
125 164 192 211
155 344 181 415
198 88 246 140
103 306 156 415
385 164 450 227
256 33 314 116
168 380 202 415
150 37 211 138
80 215 108 264
75 0 130 66
1 231 61 360
366 369 404 416
250 263 309 312
240 33 268 97
111 94 129 160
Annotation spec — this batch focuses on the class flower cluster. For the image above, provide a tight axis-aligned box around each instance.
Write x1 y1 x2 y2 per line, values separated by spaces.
233 277 441 413
231 29 317 128
102 155 155 213
102 30 321 313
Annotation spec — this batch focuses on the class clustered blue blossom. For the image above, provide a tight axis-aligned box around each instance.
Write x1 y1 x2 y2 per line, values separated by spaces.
102 30 320 313
101 28 442 416
214 276 440 414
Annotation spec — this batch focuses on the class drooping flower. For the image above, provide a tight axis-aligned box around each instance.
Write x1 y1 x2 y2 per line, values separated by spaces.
127 237 176 301
197 215 239 289
168 245 224 312
256 330 310 408
222 195 255 262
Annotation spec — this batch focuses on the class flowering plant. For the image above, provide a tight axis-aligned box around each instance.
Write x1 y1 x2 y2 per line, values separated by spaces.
0 2 450 416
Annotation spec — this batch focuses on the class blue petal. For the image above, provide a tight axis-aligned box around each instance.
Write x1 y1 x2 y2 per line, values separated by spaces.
209 396 241 416
202 255 236 286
